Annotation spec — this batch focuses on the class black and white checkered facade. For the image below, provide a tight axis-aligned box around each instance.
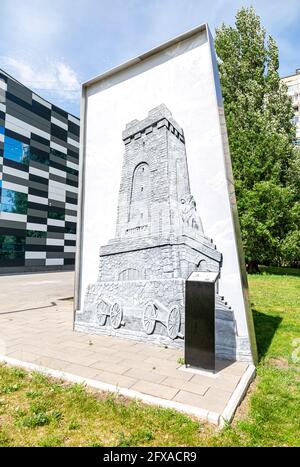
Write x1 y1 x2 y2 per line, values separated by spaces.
0 69 79 272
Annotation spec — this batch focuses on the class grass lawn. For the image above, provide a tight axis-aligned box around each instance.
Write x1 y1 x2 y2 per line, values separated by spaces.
0 267 299 447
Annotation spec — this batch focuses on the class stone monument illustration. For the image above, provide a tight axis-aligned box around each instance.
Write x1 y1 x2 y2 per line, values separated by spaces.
76 104 236 360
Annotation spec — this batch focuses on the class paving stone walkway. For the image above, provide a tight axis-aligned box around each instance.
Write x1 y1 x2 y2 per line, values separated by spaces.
0 271 74 313
0 293 251 425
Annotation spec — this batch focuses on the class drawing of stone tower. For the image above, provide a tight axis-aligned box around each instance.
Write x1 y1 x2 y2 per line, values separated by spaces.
78 104 236 358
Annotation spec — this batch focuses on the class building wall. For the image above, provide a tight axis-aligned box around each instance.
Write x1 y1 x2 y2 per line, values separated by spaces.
0 69 80 272
281 69 300 145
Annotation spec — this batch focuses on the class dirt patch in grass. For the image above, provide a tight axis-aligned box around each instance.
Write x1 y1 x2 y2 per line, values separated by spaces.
269 357 290 370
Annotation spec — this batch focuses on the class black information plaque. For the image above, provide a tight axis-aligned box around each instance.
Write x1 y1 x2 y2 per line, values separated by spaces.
185 271 219 371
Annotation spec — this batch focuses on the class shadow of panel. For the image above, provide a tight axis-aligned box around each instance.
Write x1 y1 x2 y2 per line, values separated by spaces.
252 309 282 361
258 266 300 277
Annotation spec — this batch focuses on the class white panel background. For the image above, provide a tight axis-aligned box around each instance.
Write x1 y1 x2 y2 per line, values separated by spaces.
78 30 248 337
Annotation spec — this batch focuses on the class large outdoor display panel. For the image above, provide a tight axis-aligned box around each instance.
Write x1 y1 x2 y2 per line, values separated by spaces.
75 24 257 364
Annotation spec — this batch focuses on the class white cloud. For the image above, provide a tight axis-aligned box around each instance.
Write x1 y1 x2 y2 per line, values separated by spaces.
1 0 299 110
1 0 64 47
0 56 80 103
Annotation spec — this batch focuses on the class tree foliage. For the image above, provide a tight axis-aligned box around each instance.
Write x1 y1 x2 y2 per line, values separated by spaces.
215 6 300 269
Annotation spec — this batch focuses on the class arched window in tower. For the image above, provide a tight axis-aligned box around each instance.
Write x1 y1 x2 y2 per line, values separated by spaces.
129 162 150 224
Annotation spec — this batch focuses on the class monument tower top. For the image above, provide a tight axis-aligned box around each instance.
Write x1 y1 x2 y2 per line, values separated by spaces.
115 104 204 242
122 103 184 142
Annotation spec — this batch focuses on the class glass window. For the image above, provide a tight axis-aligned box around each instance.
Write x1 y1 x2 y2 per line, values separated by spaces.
1 188 28 214
65 166 78 176
0 235 25 259
65 226 76 234
0 126 4 135
50 148 67 160
26 230 47 238
48 209 64 220
30 148 49 165
4 136 30 164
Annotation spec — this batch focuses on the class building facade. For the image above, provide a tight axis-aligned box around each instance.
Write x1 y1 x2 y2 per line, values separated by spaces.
282 68 300 145
0 69 79 272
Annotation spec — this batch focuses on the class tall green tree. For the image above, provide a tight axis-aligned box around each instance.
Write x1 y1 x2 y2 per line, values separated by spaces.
215 6 299 271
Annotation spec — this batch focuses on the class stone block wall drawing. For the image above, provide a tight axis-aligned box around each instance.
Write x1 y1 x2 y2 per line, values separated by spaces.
76 104 237 360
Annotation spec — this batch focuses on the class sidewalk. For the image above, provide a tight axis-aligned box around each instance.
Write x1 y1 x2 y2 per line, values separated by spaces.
0 294 254 426
0 271 74 313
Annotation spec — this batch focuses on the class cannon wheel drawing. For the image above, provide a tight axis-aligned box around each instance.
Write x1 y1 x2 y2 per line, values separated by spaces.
143 303 157 335
167 305 181 339
96 298 124 329
110 302 123 329
142 300 182 340
96 300 108 326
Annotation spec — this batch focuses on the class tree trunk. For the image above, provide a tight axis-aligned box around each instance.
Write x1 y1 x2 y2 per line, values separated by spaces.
247 260 260 274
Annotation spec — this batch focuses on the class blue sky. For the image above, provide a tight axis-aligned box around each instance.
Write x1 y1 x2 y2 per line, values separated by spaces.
0 0 299 116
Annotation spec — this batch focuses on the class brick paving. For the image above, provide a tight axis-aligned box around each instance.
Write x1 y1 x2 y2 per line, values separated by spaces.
0 272 250 424
0 299 249 419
